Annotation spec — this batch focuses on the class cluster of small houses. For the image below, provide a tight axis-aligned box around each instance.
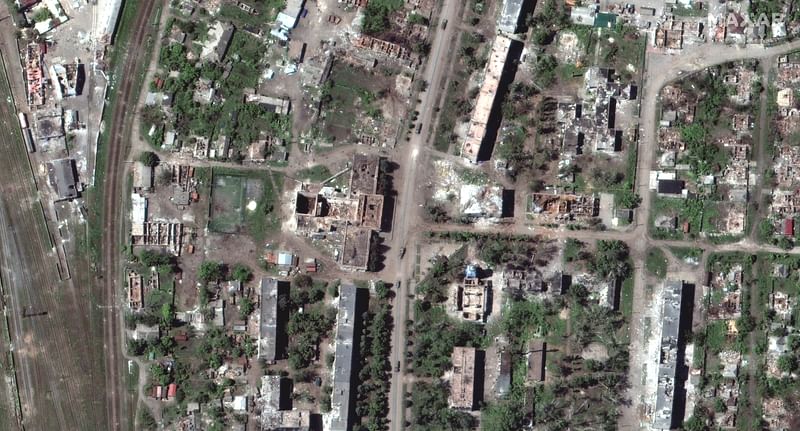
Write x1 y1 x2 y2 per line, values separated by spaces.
651 63 757 237
651 266 796 430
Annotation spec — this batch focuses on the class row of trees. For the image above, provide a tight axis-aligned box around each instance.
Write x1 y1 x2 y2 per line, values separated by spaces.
355 304 393 431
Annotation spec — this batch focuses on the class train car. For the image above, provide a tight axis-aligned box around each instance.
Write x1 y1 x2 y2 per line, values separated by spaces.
17 112 28 129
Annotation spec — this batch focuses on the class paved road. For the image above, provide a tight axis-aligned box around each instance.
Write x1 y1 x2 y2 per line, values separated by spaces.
386 0 461 428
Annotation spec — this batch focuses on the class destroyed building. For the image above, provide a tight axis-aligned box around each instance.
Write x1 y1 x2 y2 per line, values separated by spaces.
459 184 505 219
450 346 479 410
200 21 234 62
294 154 384 271
48 60 82 99
258 375 311 430
528 192 598 223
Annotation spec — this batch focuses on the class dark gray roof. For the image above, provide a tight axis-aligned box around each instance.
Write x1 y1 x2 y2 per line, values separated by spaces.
330 283 359 431
47 158 78 200
657 179 685 195
259 278 278 361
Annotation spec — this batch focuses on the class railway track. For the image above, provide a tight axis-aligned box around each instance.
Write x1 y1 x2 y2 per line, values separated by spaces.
100 1 158 429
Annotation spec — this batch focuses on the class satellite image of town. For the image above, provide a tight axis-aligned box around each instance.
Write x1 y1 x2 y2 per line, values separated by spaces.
1 0 800 430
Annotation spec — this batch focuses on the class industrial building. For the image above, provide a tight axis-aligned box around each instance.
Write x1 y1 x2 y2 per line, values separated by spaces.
46 158 79 200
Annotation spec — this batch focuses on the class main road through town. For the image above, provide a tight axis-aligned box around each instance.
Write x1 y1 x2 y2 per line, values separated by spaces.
386 0 461 429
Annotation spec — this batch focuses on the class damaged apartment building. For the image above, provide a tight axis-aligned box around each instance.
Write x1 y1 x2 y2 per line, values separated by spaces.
653 280 687 430
294 154 384 271
461 35 522 163
557 67 637 156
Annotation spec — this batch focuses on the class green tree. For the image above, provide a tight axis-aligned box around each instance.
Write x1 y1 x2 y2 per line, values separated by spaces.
231 263 252 283
138 406 158 431
139 151 160 167
375 281 390 300
238 297 255 319
198 261 223 283
160 302 175 327
139 250 172 267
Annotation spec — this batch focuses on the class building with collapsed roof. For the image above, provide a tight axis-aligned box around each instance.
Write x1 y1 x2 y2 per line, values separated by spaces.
453 275 489 322
200 21 234 62
131 220 184 255
503 268 569 297
460 184 505 219
329 283 362 431
46 158 79 200
294 154 383 271
450 346 479 410
128 271 143 310
351 35 415 68
557 68 634 156
24 42 45 106
258 375 311 430
653 280 685 430
461 35 518 163
528 192 598 223
48 61 82 100
526 340 546 384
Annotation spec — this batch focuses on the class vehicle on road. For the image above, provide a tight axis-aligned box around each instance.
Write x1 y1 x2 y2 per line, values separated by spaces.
399 247 406 258
395 361 400 372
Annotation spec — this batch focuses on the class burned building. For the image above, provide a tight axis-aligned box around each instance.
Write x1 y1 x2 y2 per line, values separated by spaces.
258 375 311 430
528 192 598 222
450 346 480 410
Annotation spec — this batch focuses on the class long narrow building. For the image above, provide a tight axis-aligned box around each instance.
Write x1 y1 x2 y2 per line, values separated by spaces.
329 283 362 431
461 35 514 163
653 280 684 430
